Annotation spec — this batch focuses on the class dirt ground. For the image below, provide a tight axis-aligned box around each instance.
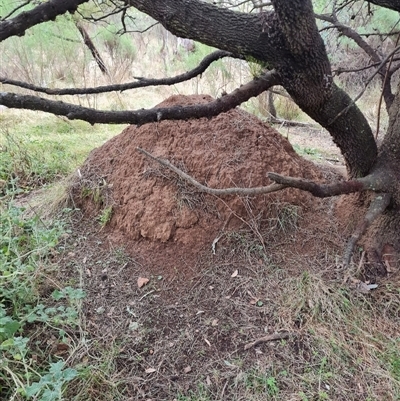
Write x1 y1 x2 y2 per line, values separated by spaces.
46 95 399 400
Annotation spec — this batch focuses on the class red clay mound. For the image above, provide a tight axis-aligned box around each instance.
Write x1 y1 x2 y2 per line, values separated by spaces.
72 94 326 276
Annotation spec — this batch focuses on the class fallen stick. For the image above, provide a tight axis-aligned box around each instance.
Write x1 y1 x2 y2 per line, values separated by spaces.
244 332 293 350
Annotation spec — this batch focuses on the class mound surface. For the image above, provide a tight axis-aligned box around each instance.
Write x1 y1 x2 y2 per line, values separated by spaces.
72 94 327 276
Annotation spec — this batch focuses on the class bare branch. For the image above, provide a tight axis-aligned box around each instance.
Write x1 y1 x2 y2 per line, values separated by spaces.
333 58 400 75
75 20 108 75
0 50 234 95
0 0 88 42
376 33 400 139
360 30 400 37
343 193 391 266
0 70 281 125
316 14 381 64
365 0 400 12
316 12 394 109
328 44 400 125
137 147 286 196
267 172 387 198
80 4 129 23
0 1 32 21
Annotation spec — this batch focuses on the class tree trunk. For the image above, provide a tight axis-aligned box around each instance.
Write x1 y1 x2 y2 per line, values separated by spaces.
128 0 377 177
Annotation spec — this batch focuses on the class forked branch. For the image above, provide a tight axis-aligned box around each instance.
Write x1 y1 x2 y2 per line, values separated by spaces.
0 70 281 125
0 50 233 96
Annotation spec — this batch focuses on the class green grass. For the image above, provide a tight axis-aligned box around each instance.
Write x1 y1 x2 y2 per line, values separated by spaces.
0 110 124 400
0 190 85 400
0 111 124 190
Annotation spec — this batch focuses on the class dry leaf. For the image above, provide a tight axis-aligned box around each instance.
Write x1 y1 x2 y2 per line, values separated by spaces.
183 366 192 373
231 269 238 278
145 368 156 374
137 277 150 288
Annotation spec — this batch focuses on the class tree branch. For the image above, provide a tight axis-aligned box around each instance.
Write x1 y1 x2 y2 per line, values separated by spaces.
0 70 281 125
75 20 108 76
365 0 400 12
267 172 388 198
0 50 233 95
328 44 400 126
127 0 287 63
0 1 32 21
333 58 400 75
0 0 88 42
316 14 381 63
316 12 394 109
137 147 286 196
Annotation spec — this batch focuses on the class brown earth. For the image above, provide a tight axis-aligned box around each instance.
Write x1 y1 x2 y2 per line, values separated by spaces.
71 94 336 280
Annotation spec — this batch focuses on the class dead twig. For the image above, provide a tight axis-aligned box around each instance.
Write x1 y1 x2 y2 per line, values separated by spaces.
244 332 293 350
137 147 286 196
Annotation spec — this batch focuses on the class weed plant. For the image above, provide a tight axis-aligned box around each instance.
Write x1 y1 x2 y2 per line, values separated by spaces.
0 189 84 400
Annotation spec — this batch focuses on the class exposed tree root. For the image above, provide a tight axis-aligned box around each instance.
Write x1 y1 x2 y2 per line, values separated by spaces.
343 193 391 266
